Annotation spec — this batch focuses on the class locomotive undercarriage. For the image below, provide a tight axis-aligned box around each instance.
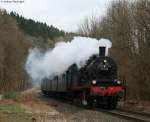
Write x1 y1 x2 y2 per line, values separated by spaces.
75 88 121 109
90 95 118 109
42 86 123 109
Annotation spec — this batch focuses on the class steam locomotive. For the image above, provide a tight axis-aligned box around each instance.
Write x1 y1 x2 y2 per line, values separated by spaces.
41 47 125 109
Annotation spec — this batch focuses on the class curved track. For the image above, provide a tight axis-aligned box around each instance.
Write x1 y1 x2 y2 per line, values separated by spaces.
97 108 150 122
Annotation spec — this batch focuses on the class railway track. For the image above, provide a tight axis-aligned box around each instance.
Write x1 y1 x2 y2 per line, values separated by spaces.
42 92 150 122
97 108 150 122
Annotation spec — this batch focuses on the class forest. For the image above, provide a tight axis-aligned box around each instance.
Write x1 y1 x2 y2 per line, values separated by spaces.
10 12 65 40
0 10 66 92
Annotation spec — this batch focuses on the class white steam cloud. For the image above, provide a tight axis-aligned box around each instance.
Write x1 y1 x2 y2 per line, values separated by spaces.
25 36 112 81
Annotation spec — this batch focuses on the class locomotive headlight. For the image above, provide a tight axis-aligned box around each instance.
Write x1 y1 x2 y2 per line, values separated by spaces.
114 79 122 85
92 80 97 85
104 60 107 63
117 80 121 85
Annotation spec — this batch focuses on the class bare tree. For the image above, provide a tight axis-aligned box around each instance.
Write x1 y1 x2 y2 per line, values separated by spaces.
78 0 150 100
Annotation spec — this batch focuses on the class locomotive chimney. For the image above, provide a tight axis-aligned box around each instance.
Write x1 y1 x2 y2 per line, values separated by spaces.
99 47 106 56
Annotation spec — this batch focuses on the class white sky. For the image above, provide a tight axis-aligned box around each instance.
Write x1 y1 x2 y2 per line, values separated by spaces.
0 0 113 32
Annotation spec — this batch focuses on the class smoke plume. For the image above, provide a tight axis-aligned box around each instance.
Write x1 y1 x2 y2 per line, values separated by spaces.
25 36 112 82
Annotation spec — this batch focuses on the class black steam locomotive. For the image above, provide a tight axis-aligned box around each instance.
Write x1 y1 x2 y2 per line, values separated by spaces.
41 47 125 109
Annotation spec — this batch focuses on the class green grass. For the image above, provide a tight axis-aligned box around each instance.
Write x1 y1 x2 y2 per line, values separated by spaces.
0 92 35 122
0 104 33 122
2 91 22 101
0 104 25 113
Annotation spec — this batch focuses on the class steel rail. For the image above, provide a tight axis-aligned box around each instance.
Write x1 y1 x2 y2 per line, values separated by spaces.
97 108 150 122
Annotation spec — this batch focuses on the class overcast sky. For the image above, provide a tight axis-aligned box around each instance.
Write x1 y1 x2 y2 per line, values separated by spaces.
0 0 113 32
